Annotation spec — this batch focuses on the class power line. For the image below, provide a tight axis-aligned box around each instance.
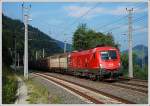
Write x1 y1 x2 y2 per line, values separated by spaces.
133 25 147 32
62 3 100 34
97 15 128 31
114 24 147 36
103 14 147 33
96 3 146 31
104 13 147 33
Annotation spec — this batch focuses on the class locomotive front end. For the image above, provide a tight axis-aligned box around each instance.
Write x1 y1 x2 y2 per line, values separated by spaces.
99 48 121 79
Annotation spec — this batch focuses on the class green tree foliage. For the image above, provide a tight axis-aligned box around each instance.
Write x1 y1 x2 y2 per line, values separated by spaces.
121 52 148 80
2 14 63 64
72 24 118 50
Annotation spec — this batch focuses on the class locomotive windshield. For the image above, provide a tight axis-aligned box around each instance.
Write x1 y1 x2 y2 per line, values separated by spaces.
100 50 117 60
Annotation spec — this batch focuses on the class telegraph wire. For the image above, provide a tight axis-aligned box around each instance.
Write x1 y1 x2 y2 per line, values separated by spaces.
103 14 147 33
96 3 147 31
61 3 101 34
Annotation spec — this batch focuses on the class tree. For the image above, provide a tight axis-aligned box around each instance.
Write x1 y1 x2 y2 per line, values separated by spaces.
121 52 148 79
72 24 118 50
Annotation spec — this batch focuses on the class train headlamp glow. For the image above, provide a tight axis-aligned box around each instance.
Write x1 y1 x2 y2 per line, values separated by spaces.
100 64 103 68
118 63 121 66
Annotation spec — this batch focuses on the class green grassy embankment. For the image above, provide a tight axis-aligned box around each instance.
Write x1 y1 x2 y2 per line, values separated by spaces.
26 77 62 104
2 66 18 104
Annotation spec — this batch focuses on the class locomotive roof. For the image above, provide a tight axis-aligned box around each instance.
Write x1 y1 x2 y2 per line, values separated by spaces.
71 46 118 55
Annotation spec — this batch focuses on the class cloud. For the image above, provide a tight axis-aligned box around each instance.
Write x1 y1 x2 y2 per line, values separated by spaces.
63 5 147 19
63 5 103 19
133 26 147 34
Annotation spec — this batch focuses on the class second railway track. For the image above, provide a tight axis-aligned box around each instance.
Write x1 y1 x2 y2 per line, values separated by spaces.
117 81 148 88
107 82 148 94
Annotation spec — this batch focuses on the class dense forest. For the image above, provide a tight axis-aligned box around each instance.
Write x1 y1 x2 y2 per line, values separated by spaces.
2 15 63 65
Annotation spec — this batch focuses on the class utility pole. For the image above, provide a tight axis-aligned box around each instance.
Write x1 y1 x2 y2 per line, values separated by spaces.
36 51 38 60
24 14 28 79
64 33 66 53
142 46 144 69
22 2 24 22
126 8 133 78
42 48 45 58
23 4 31 79
17 53 20 67
64 40 67 53
14 33 17 71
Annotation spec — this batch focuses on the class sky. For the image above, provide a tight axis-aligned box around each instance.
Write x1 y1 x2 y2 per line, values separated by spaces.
2 2 148 51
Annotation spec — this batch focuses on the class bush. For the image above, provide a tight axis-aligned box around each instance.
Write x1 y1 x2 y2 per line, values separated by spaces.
133 64 148 80
2 66 18 104
121 64 148 80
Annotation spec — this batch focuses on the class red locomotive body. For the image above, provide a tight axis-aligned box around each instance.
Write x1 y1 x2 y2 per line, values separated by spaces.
68 46 121 78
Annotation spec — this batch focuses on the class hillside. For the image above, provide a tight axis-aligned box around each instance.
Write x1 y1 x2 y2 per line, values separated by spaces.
2 15 63 64
122 45 148 67
55 40 72 52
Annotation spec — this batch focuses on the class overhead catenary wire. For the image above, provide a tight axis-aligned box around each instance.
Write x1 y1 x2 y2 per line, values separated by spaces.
61 3 101 34
96 3 147 31
103 11 147 33
103 14 147 33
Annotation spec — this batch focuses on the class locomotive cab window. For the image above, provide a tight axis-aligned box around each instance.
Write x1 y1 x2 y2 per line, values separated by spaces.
100 50 117 60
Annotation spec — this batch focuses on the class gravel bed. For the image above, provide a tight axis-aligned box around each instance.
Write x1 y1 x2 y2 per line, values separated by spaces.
45 72 148 104
29 74 88 104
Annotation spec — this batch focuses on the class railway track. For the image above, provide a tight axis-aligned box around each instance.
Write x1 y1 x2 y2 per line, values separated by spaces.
117 81 148 88
75 76 148 94
132 78 148 83
35 71 147 94
119 77 148 83
76 77 147 94
33 72 135 104
107 82 148 94
111 78 148 94
68 74 148 94
51 72 148 94
33 73 103 104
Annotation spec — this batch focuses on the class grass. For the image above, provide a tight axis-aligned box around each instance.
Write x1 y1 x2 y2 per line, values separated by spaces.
2 65 18 104
26 78 63 104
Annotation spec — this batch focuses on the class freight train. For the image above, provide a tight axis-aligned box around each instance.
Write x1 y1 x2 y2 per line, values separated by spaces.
29 46 122 80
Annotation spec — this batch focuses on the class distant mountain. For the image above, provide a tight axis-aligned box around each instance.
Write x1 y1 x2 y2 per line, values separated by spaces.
122 45 148 66
55 40 72 52
133 45 148 56
2 14 63 64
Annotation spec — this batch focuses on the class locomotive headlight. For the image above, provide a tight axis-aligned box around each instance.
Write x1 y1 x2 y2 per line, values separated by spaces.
100 64 103 68
118 63 121 66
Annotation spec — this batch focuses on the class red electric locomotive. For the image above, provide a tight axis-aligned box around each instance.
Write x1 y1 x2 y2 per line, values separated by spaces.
68 46 121 80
